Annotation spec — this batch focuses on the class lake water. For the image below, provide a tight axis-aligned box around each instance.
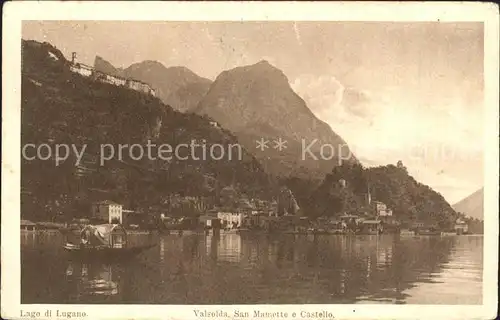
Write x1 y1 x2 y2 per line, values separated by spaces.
21 233 483 304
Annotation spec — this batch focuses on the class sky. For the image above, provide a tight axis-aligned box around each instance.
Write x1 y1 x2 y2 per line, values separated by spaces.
22 21 484 203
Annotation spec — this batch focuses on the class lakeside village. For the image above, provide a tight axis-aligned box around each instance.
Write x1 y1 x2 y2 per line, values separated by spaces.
21 48 471 239
22 187 471 237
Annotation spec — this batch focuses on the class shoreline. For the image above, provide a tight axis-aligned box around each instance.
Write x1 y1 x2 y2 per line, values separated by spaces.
20 229 484 237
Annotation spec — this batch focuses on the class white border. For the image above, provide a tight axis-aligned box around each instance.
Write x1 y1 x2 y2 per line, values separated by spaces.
2 2 499 320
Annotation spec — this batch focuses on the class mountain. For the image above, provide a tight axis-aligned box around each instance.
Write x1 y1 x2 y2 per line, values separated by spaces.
21 40 275 221
307 161 458 228
453 188 484 220
94 56 212 113
194 60 357 179
94 56 125 77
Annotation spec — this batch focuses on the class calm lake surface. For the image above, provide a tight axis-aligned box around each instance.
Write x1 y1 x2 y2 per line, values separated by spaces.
21 233 483 304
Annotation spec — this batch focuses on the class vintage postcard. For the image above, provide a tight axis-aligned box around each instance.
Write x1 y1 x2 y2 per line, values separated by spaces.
2 2 499 319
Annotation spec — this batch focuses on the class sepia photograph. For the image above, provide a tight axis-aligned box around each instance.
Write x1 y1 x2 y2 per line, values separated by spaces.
2 2 499 320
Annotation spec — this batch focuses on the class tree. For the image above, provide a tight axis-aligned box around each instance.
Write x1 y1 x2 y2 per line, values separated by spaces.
397 160 408 173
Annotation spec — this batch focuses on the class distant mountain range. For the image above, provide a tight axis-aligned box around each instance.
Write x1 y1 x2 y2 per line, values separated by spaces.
453 188 484 220
94 56 212 113
95 56 357 179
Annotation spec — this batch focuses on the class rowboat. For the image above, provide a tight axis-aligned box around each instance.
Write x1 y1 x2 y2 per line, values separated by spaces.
63 224 156 260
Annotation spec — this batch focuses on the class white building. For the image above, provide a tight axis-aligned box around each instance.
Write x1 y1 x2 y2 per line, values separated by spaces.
69 51 156 97
126 79 156 96
217 212 244 229
70 63 93 77
454 218 469 234
92 200 123 224
379 208 393 217
69 52 93 77
374 201 393 216
101 73 127 86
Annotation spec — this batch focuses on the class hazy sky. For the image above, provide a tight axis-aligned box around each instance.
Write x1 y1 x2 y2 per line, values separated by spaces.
22 21 484 203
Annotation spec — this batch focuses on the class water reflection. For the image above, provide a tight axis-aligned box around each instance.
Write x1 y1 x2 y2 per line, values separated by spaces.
22 233 483 304
66 263 119 297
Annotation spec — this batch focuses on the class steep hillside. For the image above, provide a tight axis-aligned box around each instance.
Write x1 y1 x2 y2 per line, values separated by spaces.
194 60 357 179
453 188 484 220
308 161 458 228
21 40 275 221
94 56 212 113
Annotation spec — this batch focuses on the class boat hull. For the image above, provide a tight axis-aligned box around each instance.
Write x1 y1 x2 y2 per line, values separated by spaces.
63 243 156 260
415 231 441 236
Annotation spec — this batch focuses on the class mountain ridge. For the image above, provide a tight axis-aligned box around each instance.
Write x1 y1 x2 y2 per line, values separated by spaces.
94 56 212 113
452 188 484 220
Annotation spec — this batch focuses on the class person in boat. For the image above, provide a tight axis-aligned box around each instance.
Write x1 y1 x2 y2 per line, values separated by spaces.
341 221 347 231
80 228 91 248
